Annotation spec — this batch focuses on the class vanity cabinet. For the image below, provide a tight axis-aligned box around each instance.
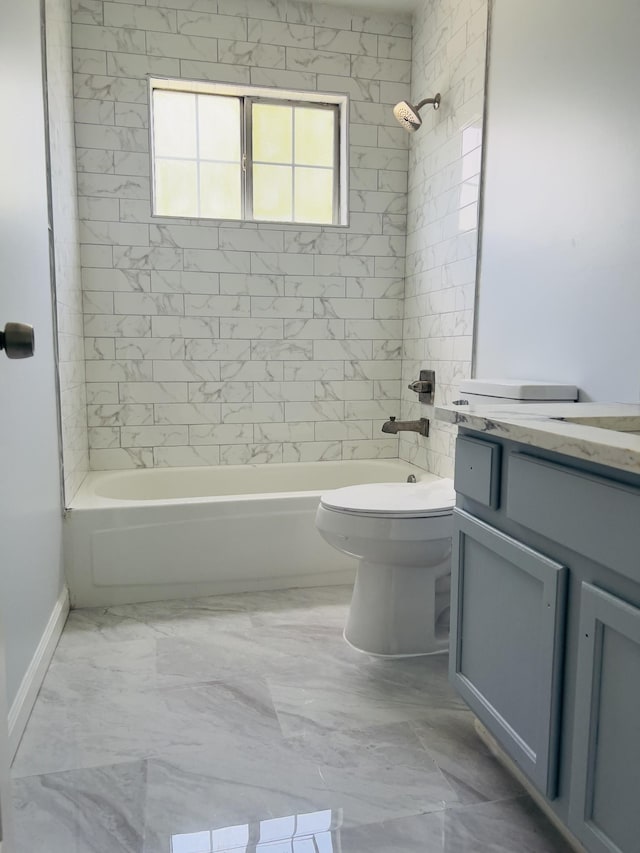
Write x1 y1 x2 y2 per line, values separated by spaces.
450 511 566 797
450 432 640 853
569 584 640 853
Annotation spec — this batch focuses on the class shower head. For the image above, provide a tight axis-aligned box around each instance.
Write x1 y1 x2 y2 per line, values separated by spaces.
393 94 441 132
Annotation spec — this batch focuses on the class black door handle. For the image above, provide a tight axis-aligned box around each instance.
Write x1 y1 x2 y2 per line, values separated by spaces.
0 322 35 359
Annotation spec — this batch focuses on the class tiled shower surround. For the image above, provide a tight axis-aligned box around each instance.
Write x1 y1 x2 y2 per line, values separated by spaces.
399 0 487 477
73 0 414 469
47 0 88 500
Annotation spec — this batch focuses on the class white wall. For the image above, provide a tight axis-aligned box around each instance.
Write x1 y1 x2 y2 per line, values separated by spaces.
399 0 487 477
0 0 66 705
46 0 89 503
72 0 413 469
475 0 640 402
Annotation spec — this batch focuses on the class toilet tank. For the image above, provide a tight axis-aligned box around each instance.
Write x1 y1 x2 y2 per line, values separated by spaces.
457 379 578 405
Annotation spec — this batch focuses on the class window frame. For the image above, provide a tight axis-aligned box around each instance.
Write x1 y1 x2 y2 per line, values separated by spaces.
148 77 349 228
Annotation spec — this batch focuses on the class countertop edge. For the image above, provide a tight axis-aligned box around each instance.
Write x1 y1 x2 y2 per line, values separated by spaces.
435 403 640 475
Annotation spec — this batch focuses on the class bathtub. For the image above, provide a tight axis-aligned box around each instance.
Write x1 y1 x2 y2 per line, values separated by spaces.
64 459 431 607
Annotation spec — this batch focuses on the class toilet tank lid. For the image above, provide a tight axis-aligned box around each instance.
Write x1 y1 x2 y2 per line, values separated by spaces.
459 379 578 401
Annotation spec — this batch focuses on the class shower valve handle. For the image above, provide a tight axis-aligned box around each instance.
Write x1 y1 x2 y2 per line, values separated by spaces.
408 380 432 394
407 369 436 404
1 322 35 359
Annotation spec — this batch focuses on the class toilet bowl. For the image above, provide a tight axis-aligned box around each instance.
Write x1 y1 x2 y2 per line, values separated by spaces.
315 476 456 657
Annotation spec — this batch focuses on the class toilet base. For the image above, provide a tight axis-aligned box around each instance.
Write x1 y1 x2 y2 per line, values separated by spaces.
344 559 451 657
343 629 448 659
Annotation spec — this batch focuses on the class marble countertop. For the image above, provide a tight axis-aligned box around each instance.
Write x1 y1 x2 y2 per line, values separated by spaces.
436 402 640 475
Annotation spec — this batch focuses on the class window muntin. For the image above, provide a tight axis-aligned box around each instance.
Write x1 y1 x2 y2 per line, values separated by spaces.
150 79 346 226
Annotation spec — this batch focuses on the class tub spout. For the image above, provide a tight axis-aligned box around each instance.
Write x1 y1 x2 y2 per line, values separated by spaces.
381 416 429 437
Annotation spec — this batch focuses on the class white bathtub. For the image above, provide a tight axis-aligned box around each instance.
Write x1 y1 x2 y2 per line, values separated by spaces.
65 460 431 607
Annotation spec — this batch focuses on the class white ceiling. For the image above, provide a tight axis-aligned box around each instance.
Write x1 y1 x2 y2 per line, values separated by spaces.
301 0 418 14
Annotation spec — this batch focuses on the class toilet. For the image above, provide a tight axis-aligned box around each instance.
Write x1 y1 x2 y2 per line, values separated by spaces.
315 475 456 657
316 378 579 659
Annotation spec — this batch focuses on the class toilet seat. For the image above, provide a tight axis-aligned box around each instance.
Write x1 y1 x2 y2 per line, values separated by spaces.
320 478 455 519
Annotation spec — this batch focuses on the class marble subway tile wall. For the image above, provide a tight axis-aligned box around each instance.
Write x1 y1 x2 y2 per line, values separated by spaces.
399 0 487 477
72 0 412 469
46 0 89 501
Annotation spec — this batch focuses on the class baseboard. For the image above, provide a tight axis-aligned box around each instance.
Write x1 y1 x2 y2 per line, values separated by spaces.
8 587 70 761
473 719 586 853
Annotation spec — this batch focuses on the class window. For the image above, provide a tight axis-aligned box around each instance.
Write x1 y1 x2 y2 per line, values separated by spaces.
149 78 348 226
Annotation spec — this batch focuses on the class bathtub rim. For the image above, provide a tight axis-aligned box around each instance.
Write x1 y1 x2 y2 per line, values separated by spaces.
71 459 432 510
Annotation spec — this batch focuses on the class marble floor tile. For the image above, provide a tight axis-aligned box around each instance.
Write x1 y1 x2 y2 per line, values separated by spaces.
154 608 360 687
154 624 323 684
13 676 281 778
47 625 291 700
298 761 457 830
339 796 571 852
141 727 455 849
13 760 146 853
286 721 460 828
12 586 567 853
268 653 466 737
246 584 352 628
45 638 190 698
57 596 252 653
141 748 331 852
141 718 460 838
285 718 439 775
411 710 524 805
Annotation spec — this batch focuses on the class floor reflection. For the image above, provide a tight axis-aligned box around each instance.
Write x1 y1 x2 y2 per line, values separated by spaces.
171 809 342 853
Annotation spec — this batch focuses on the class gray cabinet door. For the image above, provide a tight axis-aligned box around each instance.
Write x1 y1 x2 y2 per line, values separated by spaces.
569 584 640 853
450 509 567 797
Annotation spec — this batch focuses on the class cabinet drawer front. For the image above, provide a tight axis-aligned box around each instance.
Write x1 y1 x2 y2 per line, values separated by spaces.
507 453 640 582
450 509 567 797
569 584 640 853
454 436 501 508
